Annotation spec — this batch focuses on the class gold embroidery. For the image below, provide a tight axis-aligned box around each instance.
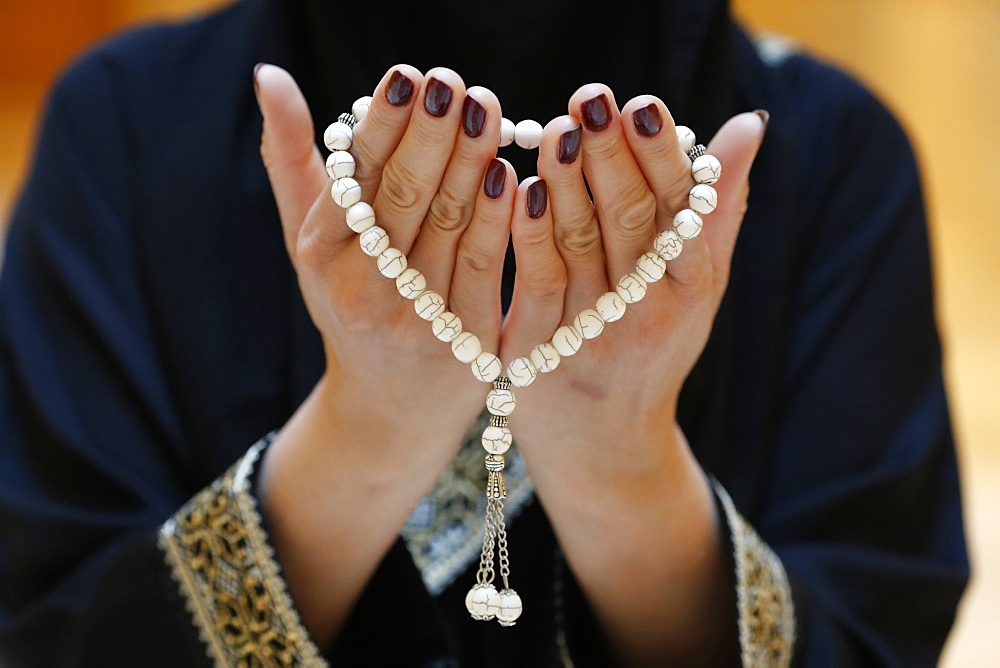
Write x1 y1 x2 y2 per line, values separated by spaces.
159 436 326 667
714 481 796 668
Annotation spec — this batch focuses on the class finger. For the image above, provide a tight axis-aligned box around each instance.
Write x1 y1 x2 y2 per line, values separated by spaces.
537 116 607 317
408 86 503 294
447 158 517 349
569 84 657 282
502 178 567 360
374 67 466 254
255 63 329 261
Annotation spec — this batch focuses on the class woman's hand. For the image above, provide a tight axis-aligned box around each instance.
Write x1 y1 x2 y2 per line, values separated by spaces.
501 84 766 664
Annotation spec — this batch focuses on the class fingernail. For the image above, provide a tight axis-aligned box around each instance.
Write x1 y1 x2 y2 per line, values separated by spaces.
754 109 770 135
484 159 506 199
557 126 582 164
424 77 453 117
386 70 414 107
463 96 487 138
526 179 548 219
632 103 662 138
581 94 611 132
253 62 264 100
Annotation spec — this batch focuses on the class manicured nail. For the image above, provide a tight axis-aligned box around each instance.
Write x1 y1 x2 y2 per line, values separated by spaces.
558 126 582 164
581 94 611 132
253 63 264 99
386 70 414 107
526 179 548 219
424 77 453 117
484 159 506 199
463 97 487 138
632 103 662 138
754 109 770 134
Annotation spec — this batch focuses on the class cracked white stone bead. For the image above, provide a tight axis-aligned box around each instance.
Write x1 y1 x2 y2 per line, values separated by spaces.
481 425 512 455
376 247 407 278
465 583 500 621
325 151 356 179
596 291 627 322
451 332 483 363
574 309 605 340
359 226 389 257
635 251 667 283
653 228 683 260
472 351 503 383
495 589 523 626
331 177 362 208
675 125 696 153
506 356 537 387
414 290 446 321
551 324 583 357
673 209 703 240
323 121 354 151
529 342 561 373
616 272 648 304
345 201 376 233
514 119 543 150
395 268 426 299
351 96 372 123
689 183 718 214
485 387 516 416
432 311 462 342
499 118 515 147
692 154 722 184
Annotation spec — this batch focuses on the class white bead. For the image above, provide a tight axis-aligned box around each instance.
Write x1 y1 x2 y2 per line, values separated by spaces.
472 351 503 383
465 583 500 620
495 588 523 626
675 125 696 153
653 228 683 260
551 324 583 357
345 201 376 233
376 247 407 278
692 154 722 184
499 118 516 147
673 209 703 240
481 425 512 455
574 309 605 340
414 290 446 320
616 273 648 303
323 121 353 151
325 151 355 180
485 387 516 416
359 226 389 257
514 119 543 150
331 177 362 208
351 96 373 123
432 312 463 342
506 357 537 387
689 183 718 214
451 332 483 363
635 251 667 283
530 342 561 373
395 267 426 299
596 291 627 322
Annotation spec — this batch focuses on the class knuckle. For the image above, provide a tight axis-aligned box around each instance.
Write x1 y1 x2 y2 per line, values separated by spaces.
556 214 602 259
379 159 424 214
427 187 471 233
586 133 627 163
524 264 567 303
457 241 494 278
608 186 656 237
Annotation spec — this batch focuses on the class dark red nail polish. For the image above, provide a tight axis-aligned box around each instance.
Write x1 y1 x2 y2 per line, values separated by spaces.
253 63 264 99
754 109 770 134
424 77 453 117
558 126 582 164
581 94 611 132
463 97 487 138
526 179 548 219
484 159 506 199
632 103 662 137
386 71 414 106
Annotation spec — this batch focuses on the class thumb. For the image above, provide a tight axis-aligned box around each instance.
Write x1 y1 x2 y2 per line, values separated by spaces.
255 63 329 261
703 110 768 278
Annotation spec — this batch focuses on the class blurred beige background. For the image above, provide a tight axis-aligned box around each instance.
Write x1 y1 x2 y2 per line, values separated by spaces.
1 0 997 664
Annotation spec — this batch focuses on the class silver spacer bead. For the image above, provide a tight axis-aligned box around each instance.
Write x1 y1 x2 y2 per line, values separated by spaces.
687 143 707 161
485 454 506 472
493 376 511 390
489 415 509 429
338 112 358 129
